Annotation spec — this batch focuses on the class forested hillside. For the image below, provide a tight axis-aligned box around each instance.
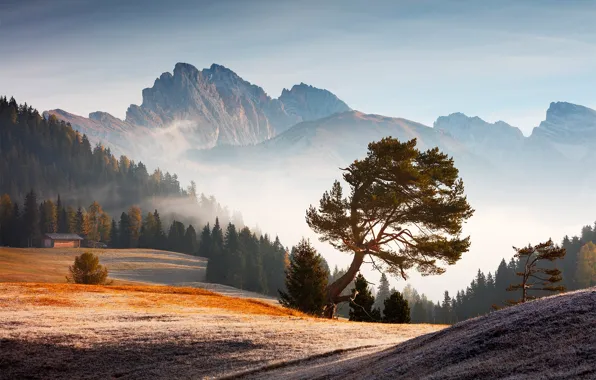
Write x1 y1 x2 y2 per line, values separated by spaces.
0 96 188 212
0 96 290 297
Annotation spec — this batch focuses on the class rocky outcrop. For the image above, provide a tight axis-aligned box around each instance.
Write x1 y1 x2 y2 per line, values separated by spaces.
123 63 350 148
530 102 596 144
278 83 351 122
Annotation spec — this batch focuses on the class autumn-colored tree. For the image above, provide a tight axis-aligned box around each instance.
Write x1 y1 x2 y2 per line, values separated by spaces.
507 239 566 304
575 242 596 288
306 138 474 318
128 206 142 248
86 201 103 241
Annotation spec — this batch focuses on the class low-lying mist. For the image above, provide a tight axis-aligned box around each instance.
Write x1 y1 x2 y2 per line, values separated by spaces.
104 120 596 302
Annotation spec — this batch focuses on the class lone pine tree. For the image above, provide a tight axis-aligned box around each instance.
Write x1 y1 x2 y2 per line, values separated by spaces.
306 137 474 318
507 239 566 304
279 239 328 316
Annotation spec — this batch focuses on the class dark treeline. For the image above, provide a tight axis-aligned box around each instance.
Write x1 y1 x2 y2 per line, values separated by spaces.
401 222 596 324
0 189 290 297
203 220 289 296
0 190 230 252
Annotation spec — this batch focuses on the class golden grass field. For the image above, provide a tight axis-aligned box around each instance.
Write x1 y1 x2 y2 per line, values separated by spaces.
0 247 207 284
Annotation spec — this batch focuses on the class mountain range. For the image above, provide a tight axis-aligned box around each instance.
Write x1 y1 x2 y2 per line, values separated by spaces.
43 62 596 198
46 63 350 150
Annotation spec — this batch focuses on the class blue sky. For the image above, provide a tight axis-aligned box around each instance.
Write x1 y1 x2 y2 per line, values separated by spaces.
2 0 596 134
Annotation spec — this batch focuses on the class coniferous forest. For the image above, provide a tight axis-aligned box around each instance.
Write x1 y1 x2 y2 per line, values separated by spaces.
1 95 595 320
0 96 289 298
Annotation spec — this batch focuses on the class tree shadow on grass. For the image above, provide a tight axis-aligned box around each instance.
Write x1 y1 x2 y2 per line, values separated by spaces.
0 338 265 380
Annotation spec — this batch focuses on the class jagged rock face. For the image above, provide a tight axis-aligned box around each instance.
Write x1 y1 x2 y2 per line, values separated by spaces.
124 63 352 147
530 102 596 144
278 83 351 122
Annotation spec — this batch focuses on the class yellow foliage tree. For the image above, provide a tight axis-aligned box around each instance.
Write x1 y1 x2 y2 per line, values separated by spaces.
576 242 596 288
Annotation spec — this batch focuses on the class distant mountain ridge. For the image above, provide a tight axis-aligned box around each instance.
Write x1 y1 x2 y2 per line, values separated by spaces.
42 63 596 191
48 62 350 150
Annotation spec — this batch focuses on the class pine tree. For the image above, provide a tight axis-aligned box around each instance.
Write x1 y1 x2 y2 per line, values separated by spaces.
240 227 266 293
118 212 130 248
23 190 40 247
279 238 328 315
373 273 391 313
197 224 211 259
184 224 198 254
167 220 186 253
0 194 14 246
441 291 453 324
383 290 410 323
109 219 118 248
153 209 165 250
139 212 156 248
206 218 224 283
223 223 244 288
349 274 381 322
507 239 566 304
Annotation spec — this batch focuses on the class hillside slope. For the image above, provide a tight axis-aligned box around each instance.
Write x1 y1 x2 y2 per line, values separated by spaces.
246 287 596 379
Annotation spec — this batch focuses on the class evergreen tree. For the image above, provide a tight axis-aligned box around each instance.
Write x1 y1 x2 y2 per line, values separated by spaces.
118 212 130 248
411 301 426 323
167 220 186 253
152 209 165 250
383 291 410 323
66 206 76 234
373 273 391 313
507 239 566 304
23 190 40 247
223 223 245 288
279 238 328 315
240 227 266 293
39 200 58 234
206 218 224 283
0 194 14 246
109 219 118 248
184 224 198 254
349 274 381 322
306 137 474 318
440 291 453 324
197 224 211 259
139 212 156 248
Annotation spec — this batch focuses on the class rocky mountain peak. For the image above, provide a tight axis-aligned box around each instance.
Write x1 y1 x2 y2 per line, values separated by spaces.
531 102 596 143
278 82 350 122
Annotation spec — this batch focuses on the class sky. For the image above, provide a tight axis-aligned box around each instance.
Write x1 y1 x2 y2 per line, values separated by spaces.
3 0 596 135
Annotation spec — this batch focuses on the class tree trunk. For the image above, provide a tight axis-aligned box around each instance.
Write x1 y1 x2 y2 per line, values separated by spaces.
323 251 366 318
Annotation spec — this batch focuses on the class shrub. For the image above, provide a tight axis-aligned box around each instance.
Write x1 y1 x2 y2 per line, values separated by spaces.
67 251 109 285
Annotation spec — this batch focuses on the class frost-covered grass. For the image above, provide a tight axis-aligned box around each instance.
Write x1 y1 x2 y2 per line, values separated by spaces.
284 287 595 380
0 283 443 379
